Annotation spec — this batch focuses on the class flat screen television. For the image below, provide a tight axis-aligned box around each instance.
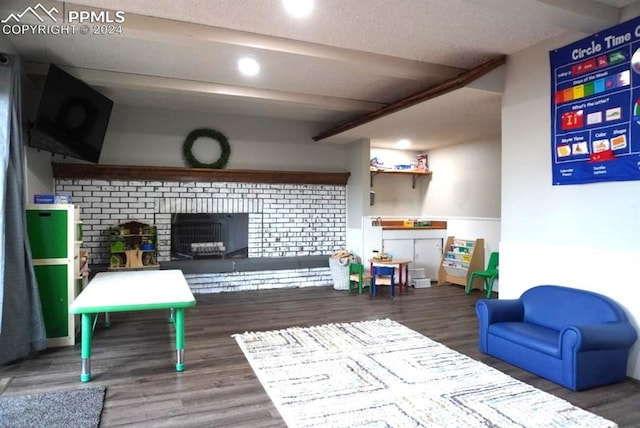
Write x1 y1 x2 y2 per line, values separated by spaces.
29 64 113 163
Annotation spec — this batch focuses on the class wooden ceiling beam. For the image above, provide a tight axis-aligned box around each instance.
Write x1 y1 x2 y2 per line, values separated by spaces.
312 55 507 142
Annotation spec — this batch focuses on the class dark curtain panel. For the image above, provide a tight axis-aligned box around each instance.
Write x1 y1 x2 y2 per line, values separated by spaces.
0 52 46 364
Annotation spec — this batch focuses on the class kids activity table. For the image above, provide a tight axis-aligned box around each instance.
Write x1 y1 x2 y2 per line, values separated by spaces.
368 258 412 294
69 269 196 382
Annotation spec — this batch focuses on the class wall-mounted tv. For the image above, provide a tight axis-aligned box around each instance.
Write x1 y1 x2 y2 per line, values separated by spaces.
29 64 113 163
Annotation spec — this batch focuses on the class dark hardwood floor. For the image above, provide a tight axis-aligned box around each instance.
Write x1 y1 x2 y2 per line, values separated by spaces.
1 284 639 427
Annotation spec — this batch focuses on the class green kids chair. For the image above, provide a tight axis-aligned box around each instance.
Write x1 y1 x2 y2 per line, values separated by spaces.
349 263 371 294
466 252 499 298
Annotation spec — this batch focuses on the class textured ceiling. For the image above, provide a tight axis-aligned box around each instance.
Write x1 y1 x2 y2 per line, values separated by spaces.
2 0 638 150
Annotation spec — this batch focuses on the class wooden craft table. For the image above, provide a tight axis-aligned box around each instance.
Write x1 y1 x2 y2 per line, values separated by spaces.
369 258 412 294
69 269 196 382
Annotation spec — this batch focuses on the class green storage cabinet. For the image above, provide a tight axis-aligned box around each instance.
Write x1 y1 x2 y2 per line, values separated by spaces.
26 209 69 259
33 264 70 338
26 204 83 347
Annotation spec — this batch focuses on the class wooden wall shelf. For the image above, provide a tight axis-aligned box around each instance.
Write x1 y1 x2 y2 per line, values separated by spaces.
370 168 432 188
52 163 351 186
379 220 447 230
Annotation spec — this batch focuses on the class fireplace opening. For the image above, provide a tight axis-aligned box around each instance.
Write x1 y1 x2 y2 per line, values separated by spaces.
170 213 249 260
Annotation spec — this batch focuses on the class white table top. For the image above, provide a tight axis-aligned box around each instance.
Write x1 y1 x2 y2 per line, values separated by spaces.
69 269 196 314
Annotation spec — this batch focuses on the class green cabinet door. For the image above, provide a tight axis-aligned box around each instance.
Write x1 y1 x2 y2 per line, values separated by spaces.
26 209 69 259
34 264 69 338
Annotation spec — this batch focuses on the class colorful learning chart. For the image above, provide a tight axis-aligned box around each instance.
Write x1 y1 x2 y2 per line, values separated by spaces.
550 16 640 185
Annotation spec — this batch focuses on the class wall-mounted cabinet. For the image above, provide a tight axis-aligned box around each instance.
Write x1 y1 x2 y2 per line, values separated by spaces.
26 204 86 347
438 236 484 289
109 220 159 271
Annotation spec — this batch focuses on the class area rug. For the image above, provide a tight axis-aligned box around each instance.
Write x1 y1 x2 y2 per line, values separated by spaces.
0 385 105 428
233 319 617 428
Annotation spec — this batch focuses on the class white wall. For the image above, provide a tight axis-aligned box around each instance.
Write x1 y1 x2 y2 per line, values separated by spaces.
422 138 501 218
100 104 347 171
501 33 640 380
25 148 54 197
420 139 502 286
24 103 350 197
345 139 370 259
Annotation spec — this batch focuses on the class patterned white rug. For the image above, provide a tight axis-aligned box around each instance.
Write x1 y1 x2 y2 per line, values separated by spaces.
233 319 617 428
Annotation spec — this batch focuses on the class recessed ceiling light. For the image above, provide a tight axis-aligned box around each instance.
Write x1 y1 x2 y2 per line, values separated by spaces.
282 0 314 18
396 139 411 149
238 57 260 76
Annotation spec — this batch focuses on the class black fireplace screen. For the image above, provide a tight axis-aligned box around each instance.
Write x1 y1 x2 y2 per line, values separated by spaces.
170 213 248 260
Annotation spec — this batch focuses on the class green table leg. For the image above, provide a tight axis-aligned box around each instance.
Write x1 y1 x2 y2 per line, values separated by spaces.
81 313 92 382
175 308 185 372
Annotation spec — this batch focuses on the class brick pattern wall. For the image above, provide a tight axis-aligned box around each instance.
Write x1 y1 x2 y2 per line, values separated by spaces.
55 179 346 293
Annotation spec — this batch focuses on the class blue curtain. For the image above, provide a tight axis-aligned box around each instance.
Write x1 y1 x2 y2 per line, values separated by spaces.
0 52 46 363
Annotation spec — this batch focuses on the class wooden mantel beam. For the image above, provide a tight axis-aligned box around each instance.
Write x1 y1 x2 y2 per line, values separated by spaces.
52 163 351 186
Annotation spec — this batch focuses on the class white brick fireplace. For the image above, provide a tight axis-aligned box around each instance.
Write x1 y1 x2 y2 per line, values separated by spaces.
55 176 347 293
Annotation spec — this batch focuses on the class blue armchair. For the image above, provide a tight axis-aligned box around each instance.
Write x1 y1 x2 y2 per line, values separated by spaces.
476 285 638 391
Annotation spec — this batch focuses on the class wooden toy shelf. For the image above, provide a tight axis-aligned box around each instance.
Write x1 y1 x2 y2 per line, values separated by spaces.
438 236 484 289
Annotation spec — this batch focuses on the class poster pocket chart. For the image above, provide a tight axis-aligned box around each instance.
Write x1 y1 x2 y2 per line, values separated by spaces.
550 16 640 185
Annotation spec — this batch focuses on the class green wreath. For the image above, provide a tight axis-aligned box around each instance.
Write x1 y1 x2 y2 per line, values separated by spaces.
182 128 231 169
